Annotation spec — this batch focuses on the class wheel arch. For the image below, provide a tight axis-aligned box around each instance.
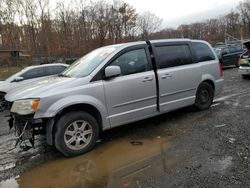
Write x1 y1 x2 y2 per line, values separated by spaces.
55 103 103 130
200 73 216 92
201 79 215 91
46 103 104 146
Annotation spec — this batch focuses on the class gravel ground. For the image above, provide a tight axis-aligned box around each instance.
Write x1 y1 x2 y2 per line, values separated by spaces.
0 67 249 188
140 68 250 188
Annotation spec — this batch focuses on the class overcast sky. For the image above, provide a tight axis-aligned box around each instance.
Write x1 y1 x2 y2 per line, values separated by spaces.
58 0 241 28
119 0 241 28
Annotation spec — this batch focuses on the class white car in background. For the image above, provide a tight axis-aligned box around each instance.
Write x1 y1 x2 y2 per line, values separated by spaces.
0 63 69 101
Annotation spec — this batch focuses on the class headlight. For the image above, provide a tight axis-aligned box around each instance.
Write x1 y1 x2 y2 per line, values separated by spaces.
11 99 40 115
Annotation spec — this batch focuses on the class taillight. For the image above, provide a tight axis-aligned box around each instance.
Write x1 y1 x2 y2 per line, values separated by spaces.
219 63 223 78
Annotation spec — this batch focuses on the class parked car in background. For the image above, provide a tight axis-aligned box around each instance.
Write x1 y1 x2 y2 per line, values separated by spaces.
239 41 250 79
0 63 68 100
5 39 223 157
214 43 243 67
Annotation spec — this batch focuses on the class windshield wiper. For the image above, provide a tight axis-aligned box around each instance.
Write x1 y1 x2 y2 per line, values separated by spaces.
58 74 71 78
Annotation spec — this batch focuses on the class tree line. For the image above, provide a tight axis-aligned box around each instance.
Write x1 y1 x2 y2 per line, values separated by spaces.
0 0 250 59
152 0 250 45
0 0 162 58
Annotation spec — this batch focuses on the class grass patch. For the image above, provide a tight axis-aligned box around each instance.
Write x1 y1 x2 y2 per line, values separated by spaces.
0 66 25 80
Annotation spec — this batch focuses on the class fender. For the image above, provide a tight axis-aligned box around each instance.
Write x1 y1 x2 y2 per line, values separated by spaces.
199 74 217 95
40 95 109 145
201 74 216 83
35 94 110 127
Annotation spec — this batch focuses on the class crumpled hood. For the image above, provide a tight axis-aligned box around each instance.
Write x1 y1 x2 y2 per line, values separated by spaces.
5 76 90 102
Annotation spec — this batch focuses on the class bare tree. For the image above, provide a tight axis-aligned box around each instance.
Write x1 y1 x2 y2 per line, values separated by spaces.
1 0 249 61
238 0 250 37
137 11 162 39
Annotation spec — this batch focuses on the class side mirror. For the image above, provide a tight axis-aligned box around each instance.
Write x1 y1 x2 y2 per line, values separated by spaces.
104 66 121 79
13 76 24 82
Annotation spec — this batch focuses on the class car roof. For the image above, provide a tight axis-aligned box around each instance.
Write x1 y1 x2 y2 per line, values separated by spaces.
101 41 146 49
102 39 209 49
25 63 69 70
150 39 191 44
214 43 242 48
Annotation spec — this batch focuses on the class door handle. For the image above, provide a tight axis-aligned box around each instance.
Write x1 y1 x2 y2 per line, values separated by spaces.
161 74 172 79
143 77 153 82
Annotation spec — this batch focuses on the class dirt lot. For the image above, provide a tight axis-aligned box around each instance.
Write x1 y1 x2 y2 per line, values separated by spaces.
0 67 249 188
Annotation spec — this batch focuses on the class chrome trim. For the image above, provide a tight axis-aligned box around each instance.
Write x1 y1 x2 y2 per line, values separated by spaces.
112 96 156 108
160 88 196 98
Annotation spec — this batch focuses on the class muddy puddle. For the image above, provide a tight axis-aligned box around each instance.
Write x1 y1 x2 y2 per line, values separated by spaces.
0 136 181 188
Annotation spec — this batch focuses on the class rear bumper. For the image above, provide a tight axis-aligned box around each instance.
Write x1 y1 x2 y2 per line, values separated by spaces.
214 78 224 96
239 66 250 75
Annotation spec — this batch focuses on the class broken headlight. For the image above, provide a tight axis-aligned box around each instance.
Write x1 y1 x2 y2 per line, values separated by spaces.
11 99 40 115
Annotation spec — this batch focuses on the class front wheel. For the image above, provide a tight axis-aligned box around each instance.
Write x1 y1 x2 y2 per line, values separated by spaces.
54 111 99 157
195 82 214 110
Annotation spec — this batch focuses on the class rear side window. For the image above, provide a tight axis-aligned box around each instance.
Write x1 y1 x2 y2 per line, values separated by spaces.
193 42 215 62
155 45 193 69
46 66 67 75
235 45 243 52
229 46 237 53
21 67 45 80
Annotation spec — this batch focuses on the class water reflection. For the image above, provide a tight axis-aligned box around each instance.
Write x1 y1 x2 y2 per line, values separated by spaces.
14 137 178 188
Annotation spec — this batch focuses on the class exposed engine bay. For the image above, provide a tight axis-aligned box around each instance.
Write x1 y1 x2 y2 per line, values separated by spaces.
8 113 46 151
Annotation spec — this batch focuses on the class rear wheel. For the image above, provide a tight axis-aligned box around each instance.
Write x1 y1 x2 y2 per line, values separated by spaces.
54 111 99 157
195 82 214 110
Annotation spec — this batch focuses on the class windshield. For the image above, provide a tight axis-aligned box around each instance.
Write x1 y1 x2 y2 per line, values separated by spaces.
61 46 117 78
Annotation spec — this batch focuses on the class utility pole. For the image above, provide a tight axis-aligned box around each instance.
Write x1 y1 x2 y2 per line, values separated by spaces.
112 0 116 44
240 27 243 42
224 29 227 44
181 25 184 38
112 5 115 44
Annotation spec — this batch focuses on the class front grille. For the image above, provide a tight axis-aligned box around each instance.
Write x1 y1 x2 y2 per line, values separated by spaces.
5 101 13 110
1 99 13 111
0 92 5 101
0 93 7 111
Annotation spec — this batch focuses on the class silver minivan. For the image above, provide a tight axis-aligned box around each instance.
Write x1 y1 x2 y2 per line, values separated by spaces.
5 39 224 156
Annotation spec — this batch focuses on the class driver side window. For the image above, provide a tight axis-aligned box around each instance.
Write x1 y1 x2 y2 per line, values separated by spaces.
110 49 150 76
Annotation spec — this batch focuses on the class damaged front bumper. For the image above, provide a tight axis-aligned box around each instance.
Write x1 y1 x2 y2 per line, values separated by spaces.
0 96 10 112
9 113 47 150
0 100 7 112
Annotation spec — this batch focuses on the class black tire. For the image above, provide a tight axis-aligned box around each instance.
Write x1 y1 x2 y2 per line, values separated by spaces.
195 82 214 111
54 111 99 157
